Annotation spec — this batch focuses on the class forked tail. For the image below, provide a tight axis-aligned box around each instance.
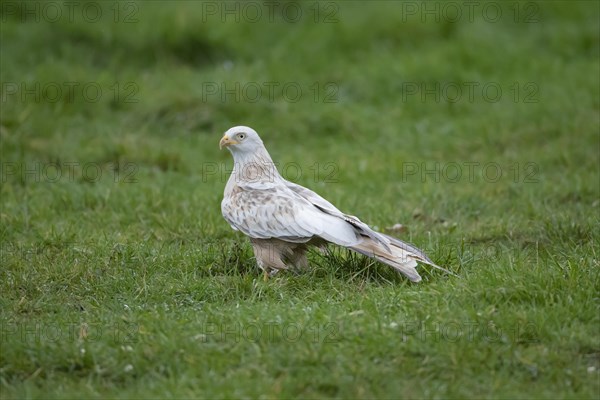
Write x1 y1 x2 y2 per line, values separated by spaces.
349 233 455 282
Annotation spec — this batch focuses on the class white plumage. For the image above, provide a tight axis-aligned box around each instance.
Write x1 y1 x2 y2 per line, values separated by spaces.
219 126 451 282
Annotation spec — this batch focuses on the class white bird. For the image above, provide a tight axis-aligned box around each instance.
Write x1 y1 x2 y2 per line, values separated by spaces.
219 126 451 282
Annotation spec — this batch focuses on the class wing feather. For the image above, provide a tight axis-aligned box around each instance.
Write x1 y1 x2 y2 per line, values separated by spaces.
284 180 392 250
222 183 359 245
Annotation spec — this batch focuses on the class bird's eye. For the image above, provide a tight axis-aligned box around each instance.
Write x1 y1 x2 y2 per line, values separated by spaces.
237 133 245 140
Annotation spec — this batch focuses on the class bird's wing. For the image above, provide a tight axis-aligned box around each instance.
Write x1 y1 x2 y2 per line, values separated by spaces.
221 183 360 246
286 179 448 262
284 180 392 250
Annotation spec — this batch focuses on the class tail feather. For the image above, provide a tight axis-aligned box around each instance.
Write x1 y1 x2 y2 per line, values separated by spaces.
349 234 455 282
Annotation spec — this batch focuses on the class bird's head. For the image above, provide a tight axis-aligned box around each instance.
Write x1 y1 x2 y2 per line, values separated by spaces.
219 126 263 154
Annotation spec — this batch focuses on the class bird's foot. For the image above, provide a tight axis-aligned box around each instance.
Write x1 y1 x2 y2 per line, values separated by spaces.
262 268 281 281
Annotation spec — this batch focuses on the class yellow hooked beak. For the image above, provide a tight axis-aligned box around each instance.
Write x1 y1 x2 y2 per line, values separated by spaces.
219 135 238 149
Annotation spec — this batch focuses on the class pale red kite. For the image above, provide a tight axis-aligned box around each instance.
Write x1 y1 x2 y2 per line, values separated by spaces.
220 126 451 282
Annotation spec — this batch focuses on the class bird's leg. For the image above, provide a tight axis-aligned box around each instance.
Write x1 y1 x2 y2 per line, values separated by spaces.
255 259 270 281
289 247 309 271
253 255 269 281
251 238 287 280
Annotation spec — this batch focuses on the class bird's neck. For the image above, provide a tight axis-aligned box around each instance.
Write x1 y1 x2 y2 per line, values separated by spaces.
230 148 282 184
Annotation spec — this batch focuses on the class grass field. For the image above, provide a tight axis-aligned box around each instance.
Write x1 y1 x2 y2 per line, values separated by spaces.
1 1 599 398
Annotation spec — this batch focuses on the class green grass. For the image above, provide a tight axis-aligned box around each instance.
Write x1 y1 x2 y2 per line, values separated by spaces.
1 1 599 398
